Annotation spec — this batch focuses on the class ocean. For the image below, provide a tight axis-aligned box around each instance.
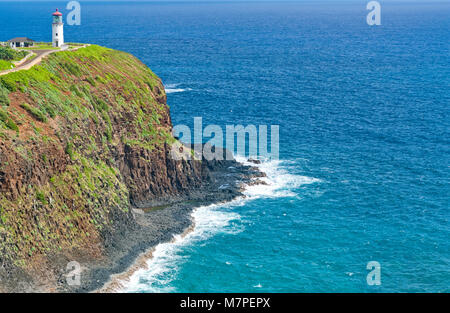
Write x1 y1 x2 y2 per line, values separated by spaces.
0 1 448 292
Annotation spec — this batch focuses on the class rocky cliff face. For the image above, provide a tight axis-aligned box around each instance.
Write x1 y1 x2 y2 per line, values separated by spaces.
0 45 208 287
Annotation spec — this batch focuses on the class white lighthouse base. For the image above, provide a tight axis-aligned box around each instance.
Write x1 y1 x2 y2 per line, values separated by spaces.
52 23 64 48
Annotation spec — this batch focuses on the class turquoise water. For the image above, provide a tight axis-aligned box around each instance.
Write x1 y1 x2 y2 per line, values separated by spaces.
1 1 448 292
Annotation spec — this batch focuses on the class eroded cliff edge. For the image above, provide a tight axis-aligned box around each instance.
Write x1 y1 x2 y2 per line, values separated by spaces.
0 45 262 292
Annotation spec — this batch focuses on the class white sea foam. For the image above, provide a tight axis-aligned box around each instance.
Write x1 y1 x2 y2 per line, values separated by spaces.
121 201 243 293
165 83 192 94
166 88 191 94
235 156 321 199
119 157 320 293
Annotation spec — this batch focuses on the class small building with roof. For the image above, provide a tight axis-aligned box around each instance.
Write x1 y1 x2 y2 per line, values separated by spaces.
7 37 35 48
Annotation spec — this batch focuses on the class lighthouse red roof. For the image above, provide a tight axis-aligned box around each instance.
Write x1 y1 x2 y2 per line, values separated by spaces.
52 9 63 16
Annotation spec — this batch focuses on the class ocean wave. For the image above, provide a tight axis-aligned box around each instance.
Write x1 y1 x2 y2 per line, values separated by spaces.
165 83 192 94
121 201 243 293
166 88 191 94
235 156 321 199
119 157 320 293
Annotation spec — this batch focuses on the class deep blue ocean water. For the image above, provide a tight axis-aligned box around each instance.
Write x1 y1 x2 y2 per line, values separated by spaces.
0 1 449 292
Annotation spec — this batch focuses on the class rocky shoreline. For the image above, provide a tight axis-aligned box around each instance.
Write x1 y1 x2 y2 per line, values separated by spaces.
67 152 265 293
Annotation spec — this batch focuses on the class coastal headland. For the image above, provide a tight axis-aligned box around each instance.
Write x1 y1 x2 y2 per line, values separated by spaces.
0 45 264 292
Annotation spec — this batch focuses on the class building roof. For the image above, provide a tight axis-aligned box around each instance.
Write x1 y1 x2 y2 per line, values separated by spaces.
52 9 63 16
7 37 35 43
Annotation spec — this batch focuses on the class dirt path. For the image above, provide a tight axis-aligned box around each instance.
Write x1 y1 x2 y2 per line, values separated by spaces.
0 44 88 76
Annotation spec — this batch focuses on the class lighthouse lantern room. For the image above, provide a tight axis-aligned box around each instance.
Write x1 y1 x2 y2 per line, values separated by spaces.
52 9 64 48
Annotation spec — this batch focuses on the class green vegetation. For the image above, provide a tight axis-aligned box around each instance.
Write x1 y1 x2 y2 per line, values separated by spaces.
0 44 171 148
0 60 15 71
0 85 10 106
0 65 55 92
0 46 28 61
0 44 173 267
65 142 74 160
0 46 30 70
35 191 48 205
21 43 58 51
0 107 19 132
0 158 129 263
20 102 48 122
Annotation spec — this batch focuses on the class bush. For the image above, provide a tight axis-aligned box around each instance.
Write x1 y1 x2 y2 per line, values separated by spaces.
0 46 27 61
69 84 84 98
0 108 19 132
36 191 48 205
0 60 14 71
65 142 74 160
42 104 56 118
0 47 15 60
5 118 19 132
94 96 108 112
63 62 82 77
86 76 96 86
20 102 47 122
0 108 9 122
0 86 10 106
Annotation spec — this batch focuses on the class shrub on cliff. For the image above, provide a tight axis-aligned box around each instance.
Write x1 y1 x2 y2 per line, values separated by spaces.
0 107 18 132
20 102 48 123
0 60 14 71
0 47 15 60
0 85 9 106
65 142 74 160
0 46 27 61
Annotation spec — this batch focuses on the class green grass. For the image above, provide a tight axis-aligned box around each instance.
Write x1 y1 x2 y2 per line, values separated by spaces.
20 102 48 122
65 142 74 160
0 85 10 106
0 64 56 91
21 43 59 51
0 60 14 71
0 46 28 61
36 191 48 205
26 53 37 62
0 108 19 132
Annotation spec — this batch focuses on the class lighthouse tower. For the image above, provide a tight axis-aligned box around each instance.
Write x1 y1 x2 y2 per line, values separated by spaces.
52 9 64 48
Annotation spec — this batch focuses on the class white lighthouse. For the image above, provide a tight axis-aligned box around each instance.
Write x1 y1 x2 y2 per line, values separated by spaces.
52 9 64 48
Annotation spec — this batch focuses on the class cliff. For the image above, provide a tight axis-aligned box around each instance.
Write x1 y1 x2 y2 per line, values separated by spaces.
0 45 214 290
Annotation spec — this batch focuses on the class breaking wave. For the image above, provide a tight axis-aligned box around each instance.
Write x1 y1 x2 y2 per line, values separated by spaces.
165 83 192 94
118 157 320 293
